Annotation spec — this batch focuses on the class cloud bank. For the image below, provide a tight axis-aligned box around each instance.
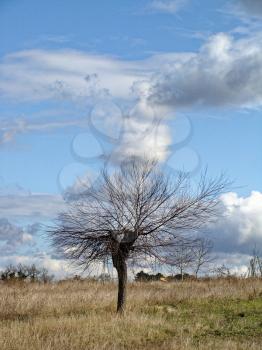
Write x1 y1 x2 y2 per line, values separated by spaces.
0 218 37 255
147 33 262 109
1 32 262 111
0 190 65 220
206 191 262 256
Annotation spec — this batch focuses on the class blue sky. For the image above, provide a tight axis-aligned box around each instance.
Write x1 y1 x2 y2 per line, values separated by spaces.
0 0 262 276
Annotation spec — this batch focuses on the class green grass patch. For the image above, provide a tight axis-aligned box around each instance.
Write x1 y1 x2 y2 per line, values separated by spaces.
145 296 262 344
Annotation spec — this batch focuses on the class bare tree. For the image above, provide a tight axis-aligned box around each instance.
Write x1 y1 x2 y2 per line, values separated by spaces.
167 239 195 280
49 158 228 313
248 247 262 278
212 264 231 278
191 237 214 278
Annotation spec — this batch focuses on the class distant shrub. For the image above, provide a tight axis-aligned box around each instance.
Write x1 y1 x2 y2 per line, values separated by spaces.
166 273 195 281
135 271 197 282
135 271 164 282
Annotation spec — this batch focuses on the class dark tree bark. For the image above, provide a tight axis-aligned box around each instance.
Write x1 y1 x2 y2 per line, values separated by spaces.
112 246 128 313
180 266 184 281
116 256 127 313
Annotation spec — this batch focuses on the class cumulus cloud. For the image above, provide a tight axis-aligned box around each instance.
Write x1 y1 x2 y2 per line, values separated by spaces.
0 218 39 255
0 191 72 277
205 191 262 255
0 204 76 277
147 32 262 109
211 252 250 275
0 218 24 243
108 99 172 163
149 0 187 14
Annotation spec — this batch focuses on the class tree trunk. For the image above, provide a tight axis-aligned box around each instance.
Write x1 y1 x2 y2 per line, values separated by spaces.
112 252 127 313
195 267 199 279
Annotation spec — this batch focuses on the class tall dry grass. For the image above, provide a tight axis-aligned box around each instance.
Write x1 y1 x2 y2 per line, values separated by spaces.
0 278 262 349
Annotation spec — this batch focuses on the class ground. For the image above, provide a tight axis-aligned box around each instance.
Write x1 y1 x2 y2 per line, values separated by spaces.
0 278 262 349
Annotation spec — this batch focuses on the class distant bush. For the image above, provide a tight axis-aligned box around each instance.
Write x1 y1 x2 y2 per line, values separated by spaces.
166 273 195 281
0 264 54 283
135 271 197 282
135 271 165 282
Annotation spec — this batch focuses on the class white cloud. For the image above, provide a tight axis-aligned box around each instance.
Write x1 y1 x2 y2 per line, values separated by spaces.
0 218 24 242
205 191 262 255
108 99 172 163
0 253 74 279
0 218 38 255
211 252 250 276
0 49 174 161
149 0 187 14
0 49 150 103
147 32 262 109
21 233 33 242
0 48 178 160
0 251 112 279
0 117 88 146
0 176 64 221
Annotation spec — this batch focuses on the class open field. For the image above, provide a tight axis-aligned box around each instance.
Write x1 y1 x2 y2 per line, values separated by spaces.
0 278 262 350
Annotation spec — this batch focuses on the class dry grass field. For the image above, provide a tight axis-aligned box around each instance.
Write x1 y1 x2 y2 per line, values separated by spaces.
0 278 262 350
